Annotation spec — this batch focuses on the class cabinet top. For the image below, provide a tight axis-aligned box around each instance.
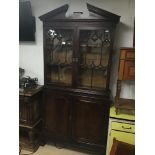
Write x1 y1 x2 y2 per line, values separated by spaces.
19 85 43 97
39 3 120 23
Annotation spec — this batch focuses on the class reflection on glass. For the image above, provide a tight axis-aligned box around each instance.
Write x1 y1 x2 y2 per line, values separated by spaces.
79 29 111 89
46 29 73 85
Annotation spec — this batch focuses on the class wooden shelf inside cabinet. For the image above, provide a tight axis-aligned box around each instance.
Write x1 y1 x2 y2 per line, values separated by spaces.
80 44 102 48
80 64 107 70
115 98 135 115
47 62 72 68
115 48 135 115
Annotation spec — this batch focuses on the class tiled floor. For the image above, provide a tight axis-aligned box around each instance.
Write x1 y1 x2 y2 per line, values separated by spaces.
20 144 90 155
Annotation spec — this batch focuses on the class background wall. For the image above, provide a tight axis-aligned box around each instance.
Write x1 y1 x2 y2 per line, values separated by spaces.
19 0 135 99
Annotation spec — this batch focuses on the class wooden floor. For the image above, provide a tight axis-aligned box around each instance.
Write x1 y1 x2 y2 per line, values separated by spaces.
20 144 90 155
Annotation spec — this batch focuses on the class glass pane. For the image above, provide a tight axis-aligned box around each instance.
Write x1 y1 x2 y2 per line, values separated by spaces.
80 68 92 87
92 69 107 88
45 29 73 85
79 29 111 89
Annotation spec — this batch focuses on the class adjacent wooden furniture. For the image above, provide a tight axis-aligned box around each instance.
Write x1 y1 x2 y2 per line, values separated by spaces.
110 139 135 155
19 86 43 152
106 106 135 155
39 3 120 154
115 48 135 114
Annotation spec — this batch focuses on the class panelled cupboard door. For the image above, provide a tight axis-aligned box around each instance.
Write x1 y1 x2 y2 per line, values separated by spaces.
44 91 70 140
72 98 109 145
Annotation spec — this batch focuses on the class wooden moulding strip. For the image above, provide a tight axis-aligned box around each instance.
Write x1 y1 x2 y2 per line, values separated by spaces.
118 60 125 80
19 119 42 129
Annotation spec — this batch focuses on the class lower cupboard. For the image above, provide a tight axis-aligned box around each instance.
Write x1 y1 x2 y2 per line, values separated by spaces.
42 88 111 154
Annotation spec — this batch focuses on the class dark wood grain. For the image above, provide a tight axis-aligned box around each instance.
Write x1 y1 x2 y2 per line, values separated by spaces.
44 90 70 140
72 98 108 145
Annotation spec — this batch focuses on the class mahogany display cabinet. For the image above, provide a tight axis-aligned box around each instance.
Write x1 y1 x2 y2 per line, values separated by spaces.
39 3 120 155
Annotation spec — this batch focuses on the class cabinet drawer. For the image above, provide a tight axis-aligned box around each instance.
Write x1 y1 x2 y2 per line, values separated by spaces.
124 61 135 80
120 49 135 60
126 51 135 59
111 122 135 133
118 60 135 80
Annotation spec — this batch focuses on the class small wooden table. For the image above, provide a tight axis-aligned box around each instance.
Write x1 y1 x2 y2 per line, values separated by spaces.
19 86 43 152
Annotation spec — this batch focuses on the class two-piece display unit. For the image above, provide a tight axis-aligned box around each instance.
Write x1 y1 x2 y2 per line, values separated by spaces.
39 4 120 154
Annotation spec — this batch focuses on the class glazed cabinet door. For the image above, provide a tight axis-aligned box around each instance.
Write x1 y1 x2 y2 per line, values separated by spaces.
44 27 75 86
72 97 109 146
77 28 113 90
44 90 70 140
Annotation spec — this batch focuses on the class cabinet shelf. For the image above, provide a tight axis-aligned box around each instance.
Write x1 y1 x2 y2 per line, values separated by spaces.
80 64 107 71
80 44 102 48
115 98 135 110
78 86 106 91
47 62 72 68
